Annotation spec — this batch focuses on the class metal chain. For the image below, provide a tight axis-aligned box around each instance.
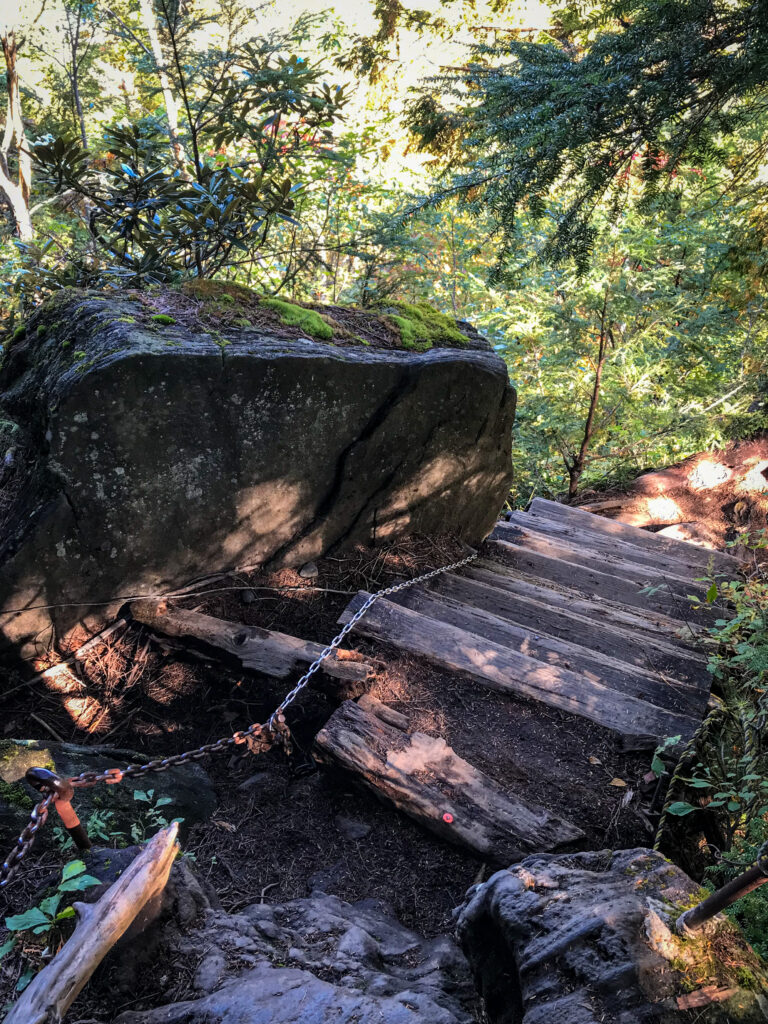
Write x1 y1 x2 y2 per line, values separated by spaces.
268 551 478 727
0 551 477 890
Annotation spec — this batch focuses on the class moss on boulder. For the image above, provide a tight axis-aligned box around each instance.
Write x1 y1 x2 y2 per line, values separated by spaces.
259 298 334 341
379 301 470 352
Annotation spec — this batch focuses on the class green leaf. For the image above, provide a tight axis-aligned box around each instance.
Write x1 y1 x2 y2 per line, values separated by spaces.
16 967 35 992
55 906 76 921
5 907 51 932
0 937 16 960
61 859 86 881
667 801 696 816
38 894 61 918
133 790 151 803
706 582 718 603
59 873 101 893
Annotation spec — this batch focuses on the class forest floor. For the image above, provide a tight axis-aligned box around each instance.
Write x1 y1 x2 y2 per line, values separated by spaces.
0 534 653 1019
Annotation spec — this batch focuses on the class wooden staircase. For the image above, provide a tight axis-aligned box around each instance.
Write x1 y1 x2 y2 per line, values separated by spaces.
338 498 742 746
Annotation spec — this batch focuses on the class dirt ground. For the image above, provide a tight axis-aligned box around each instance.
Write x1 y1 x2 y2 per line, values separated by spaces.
576 435 768 558
0 536 653 1018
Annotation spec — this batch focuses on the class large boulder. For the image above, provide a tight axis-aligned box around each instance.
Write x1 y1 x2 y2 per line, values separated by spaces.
0 289 515 657
456 848 768 1024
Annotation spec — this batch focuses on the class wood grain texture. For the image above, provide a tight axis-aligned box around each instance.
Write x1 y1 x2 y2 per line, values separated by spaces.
439 568 709 686
389 584 707 717
486 538 720 625
528 497 741 574
339 593 700 743
5 824 179 1024
314 699 584 861
130 600 372 686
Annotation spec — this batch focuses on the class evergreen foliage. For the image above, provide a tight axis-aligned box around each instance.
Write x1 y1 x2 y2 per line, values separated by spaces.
409 0 768 270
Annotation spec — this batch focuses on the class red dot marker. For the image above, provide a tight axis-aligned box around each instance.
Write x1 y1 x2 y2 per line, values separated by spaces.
443 812 454 824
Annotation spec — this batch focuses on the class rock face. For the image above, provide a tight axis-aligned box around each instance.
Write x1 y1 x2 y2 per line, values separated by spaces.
111 885 474 1023
0 739 215 850
0 291 515 656
456 848 768 1024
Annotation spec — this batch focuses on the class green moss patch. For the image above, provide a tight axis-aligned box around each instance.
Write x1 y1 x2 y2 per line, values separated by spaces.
150 313 176 326
259 298 334 341
380 301 468 352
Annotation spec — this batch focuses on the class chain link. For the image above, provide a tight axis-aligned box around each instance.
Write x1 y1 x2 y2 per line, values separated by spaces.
0 551 477 890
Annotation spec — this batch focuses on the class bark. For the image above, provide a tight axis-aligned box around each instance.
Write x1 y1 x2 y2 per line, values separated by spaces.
0 30 33 239
137 0 186 168
567 287 610 499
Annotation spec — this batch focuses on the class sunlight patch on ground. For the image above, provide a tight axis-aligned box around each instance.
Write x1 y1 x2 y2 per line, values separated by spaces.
688 459 731 490
735 460 768 494
646 496 683 522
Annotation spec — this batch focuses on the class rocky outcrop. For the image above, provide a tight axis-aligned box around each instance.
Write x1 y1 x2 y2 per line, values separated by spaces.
0 290 515 657
456 848 768 1024
106 875 474 1023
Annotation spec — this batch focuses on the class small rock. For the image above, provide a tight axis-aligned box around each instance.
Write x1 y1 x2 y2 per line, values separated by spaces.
335 814 371 841
240 588 257 605
298 561 319 579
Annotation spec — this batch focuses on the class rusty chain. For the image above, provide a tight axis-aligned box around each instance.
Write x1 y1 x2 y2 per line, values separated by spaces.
0 551 477 891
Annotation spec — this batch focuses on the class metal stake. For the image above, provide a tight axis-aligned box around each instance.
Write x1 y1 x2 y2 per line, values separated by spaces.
676 844 768 935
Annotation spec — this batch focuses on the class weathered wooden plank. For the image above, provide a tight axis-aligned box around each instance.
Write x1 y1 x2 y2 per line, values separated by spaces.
438 569 709 687
130 600 373 690
467 562 698 639
528 497 741 574
491 520 708 598
314 698 584 862
339 593 700 743
500 510 710 576
467 561 705 647
390 586 706 717
5 825 178 1024
486 538 720 625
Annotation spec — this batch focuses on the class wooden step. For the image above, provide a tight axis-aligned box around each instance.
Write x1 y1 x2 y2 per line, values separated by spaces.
390 586 706 718
491 521 708 597
486 538 720 625
444 568 709 687
501 510 711 577
468 561 706 650
528 498 741 574
339 593 700 744
313 696 585 863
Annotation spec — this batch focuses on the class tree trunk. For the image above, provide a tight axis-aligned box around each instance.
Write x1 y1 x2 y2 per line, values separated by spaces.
0 30 33 239
567 289 610 499
137 0 186 168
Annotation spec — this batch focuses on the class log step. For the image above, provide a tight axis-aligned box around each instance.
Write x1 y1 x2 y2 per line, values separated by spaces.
438 568 709 688
527 497 741 574
339 593 701 744
467 561 706 650
389 585 707 718
491 520 708 596
313 696 585 862
486 538 721 625
501 509 713 576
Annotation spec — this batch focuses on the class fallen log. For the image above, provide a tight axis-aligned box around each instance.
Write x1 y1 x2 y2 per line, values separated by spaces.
130 601 374 696
314 698 584 863
5 823 179 1024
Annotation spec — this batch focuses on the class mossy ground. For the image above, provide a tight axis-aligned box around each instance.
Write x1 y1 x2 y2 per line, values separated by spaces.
125 279 477 352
